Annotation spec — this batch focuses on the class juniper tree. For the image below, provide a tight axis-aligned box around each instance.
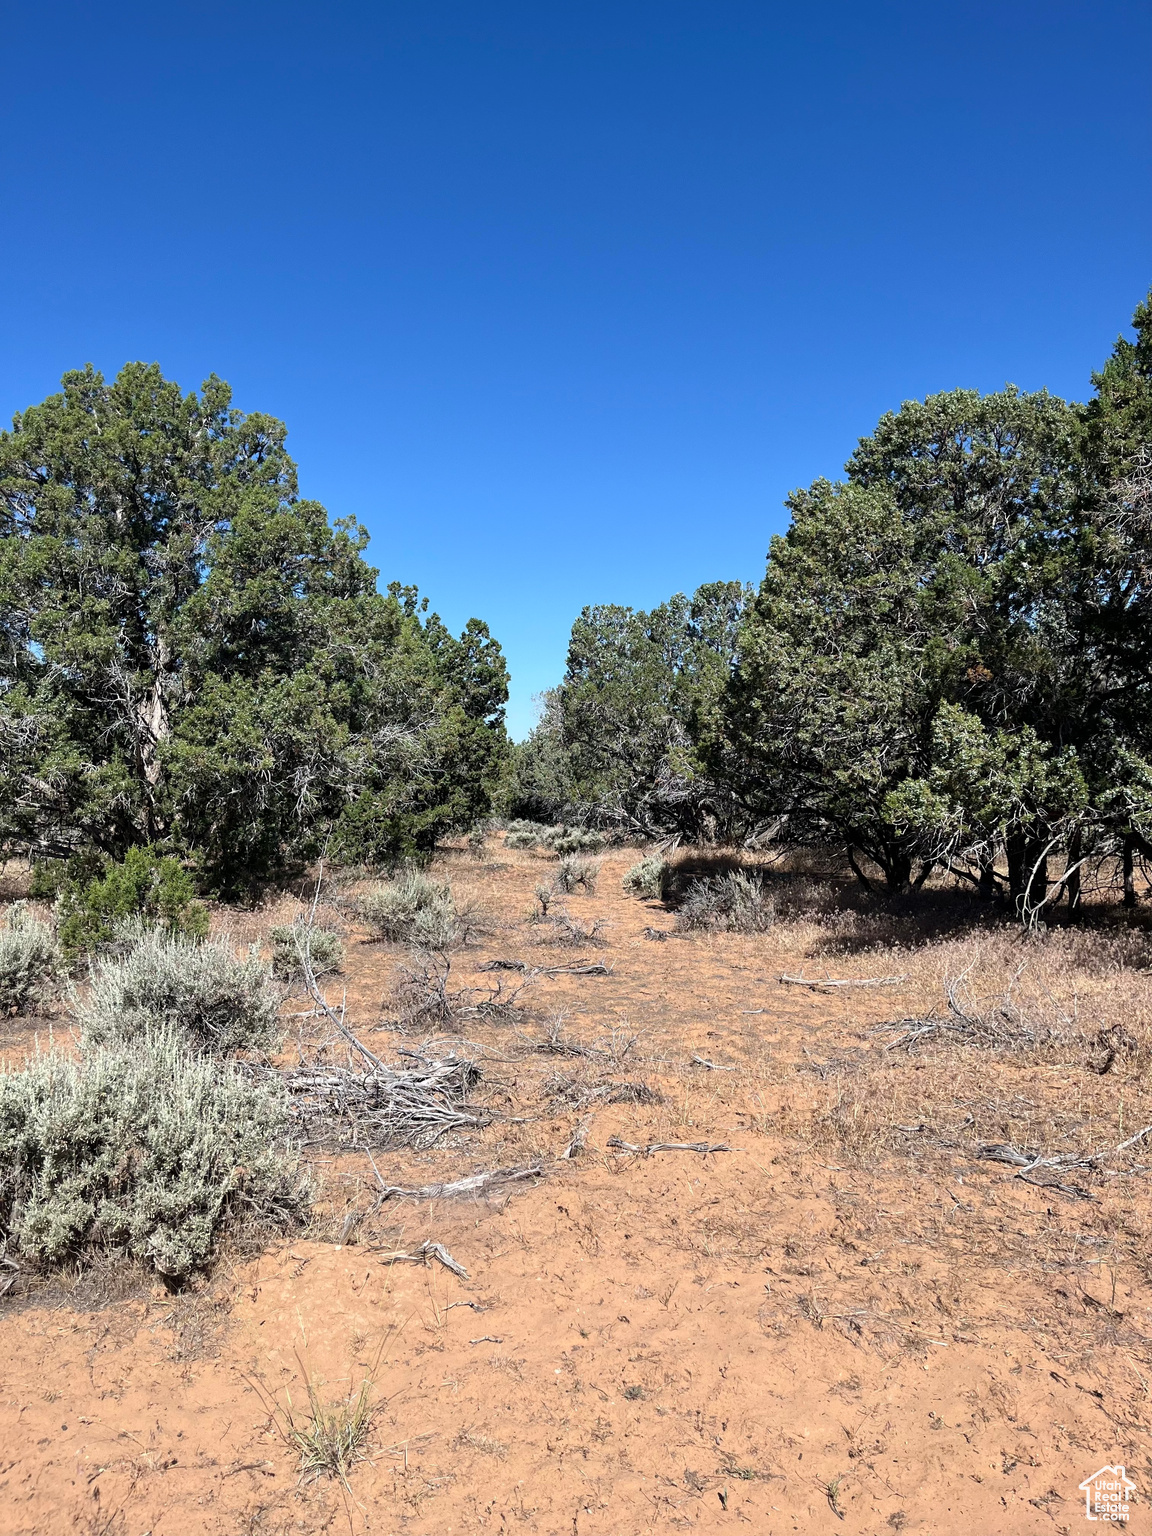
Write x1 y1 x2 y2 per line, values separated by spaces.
0 363 508 887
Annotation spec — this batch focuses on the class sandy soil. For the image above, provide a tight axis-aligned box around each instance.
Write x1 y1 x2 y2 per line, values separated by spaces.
1 845 1150 1534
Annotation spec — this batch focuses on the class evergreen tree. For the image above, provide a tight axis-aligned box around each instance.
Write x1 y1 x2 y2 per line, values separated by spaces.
0 364 508 887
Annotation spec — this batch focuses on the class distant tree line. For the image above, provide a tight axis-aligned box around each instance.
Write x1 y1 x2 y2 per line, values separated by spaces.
0 364 508 893
509 293 1152 920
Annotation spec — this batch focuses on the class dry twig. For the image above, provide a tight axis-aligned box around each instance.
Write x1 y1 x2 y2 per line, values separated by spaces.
606 1137 730 1157
374 1164 546 1201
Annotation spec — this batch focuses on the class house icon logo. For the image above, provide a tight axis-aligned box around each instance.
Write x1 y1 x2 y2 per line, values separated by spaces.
1079 1465 1135 1522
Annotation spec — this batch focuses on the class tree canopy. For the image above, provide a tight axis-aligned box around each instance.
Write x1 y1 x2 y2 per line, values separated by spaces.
0 363 508 889
527 291 1152 919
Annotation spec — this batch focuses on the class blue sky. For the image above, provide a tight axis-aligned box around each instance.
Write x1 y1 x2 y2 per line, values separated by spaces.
2 1 1149 736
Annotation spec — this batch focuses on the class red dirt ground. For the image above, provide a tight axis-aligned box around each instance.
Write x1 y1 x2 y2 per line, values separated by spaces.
1 845 1149 1534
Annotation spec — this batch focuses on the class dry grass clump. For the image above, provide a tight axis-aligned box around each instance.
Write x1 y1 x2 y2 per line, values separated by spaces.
254 1348 392 1489
356 869 469 949
675 871 775 934
270 921 344 980
0 1030 305 1279
768 920 1152 1190
77 924 281 1055
0 903 59 1015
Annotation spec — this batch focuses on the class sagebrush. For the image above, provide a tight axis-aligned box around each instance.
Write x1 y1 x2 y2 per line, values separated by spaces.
557 855 600 893
675 870 775 933
357 870 466 948
0 903 59 1015
0 1030 305 1279
78 925 281 1055
270 922 345 980
622 856 668 899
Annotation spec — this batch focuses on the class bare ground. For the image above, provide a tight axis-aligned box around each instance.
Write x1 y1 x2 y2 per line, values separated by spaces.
2 842 1151 1534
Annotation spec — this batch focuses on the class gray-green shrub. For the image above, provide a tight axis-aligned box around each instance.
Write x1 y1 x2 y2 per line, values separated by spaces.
0 1030 305 1279
549 829 606 855
77 925 281 1055
559 860 605 897
675 871 775 933
622 856 668 899
0 904 59 1015
270 922 344 980
356 870 461 948
504 822 606 855
556 855 600 893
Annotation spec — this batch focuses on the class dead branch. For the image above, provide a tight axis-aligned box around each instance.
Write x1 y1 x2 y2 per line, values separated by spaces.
877 966 1036 1051
606 1137 730 1157
375 1239 470 1278
559 1115 593 1159
691 1054 734 1071
780 972 907 990
375 1164 546 1201
396 951 533 1030
279 1048 485 1150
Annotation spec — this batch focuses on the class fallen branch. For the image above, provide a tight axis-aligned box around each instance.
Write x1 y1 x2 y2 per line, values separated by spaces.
376 1164 545 1201
691 1054 734 1071
780 972 907 990
280 1050 485 1150
539 961 613 976
559 1115 593 1159
606 1137 730 1157
376 1239 469 1278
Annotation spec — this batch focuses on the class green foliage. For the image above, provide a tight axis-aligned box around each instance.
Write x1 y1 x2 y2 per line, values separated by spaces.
269 923 345 980
0 1029 304 1279
356 869 462 948
56 845 209 956
550 829 606 855
0 364 509 890
0 903 59 1015
77 926 281 1055
622 856 668 899
675 871 774 933
508 582 751 839
503 821 605 853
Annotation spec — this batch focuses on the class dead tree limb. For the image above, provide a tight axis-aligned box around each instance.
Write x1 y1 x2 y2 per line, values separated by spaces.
779 972 907 990
376 1164 546 1201
606 1137 730 1157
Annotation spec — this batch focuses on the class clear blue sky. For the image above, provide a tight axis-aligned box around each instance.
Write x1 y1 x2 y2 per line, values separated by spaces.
2 2 1149 737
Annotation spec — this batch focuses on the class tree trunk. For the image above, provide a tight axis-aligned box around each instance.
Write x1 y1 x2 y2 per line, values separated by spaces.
1065 828 1082 923
1023 838 1049 915
883 851 912 895
1123 833 1136 909
1006 832 1027 911
977 852 997 901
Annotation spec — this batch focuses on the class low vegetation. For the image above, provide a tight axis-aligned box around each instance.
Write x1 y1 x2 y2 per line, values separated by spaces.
674 869 775 933
0 1029 304 1280
503 821 605 854
270 922 345 980
77 925 281 1055
47 846 209 957
356 869 466 949
0 904 59 1015
622 855 668 898
556 854 599 893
